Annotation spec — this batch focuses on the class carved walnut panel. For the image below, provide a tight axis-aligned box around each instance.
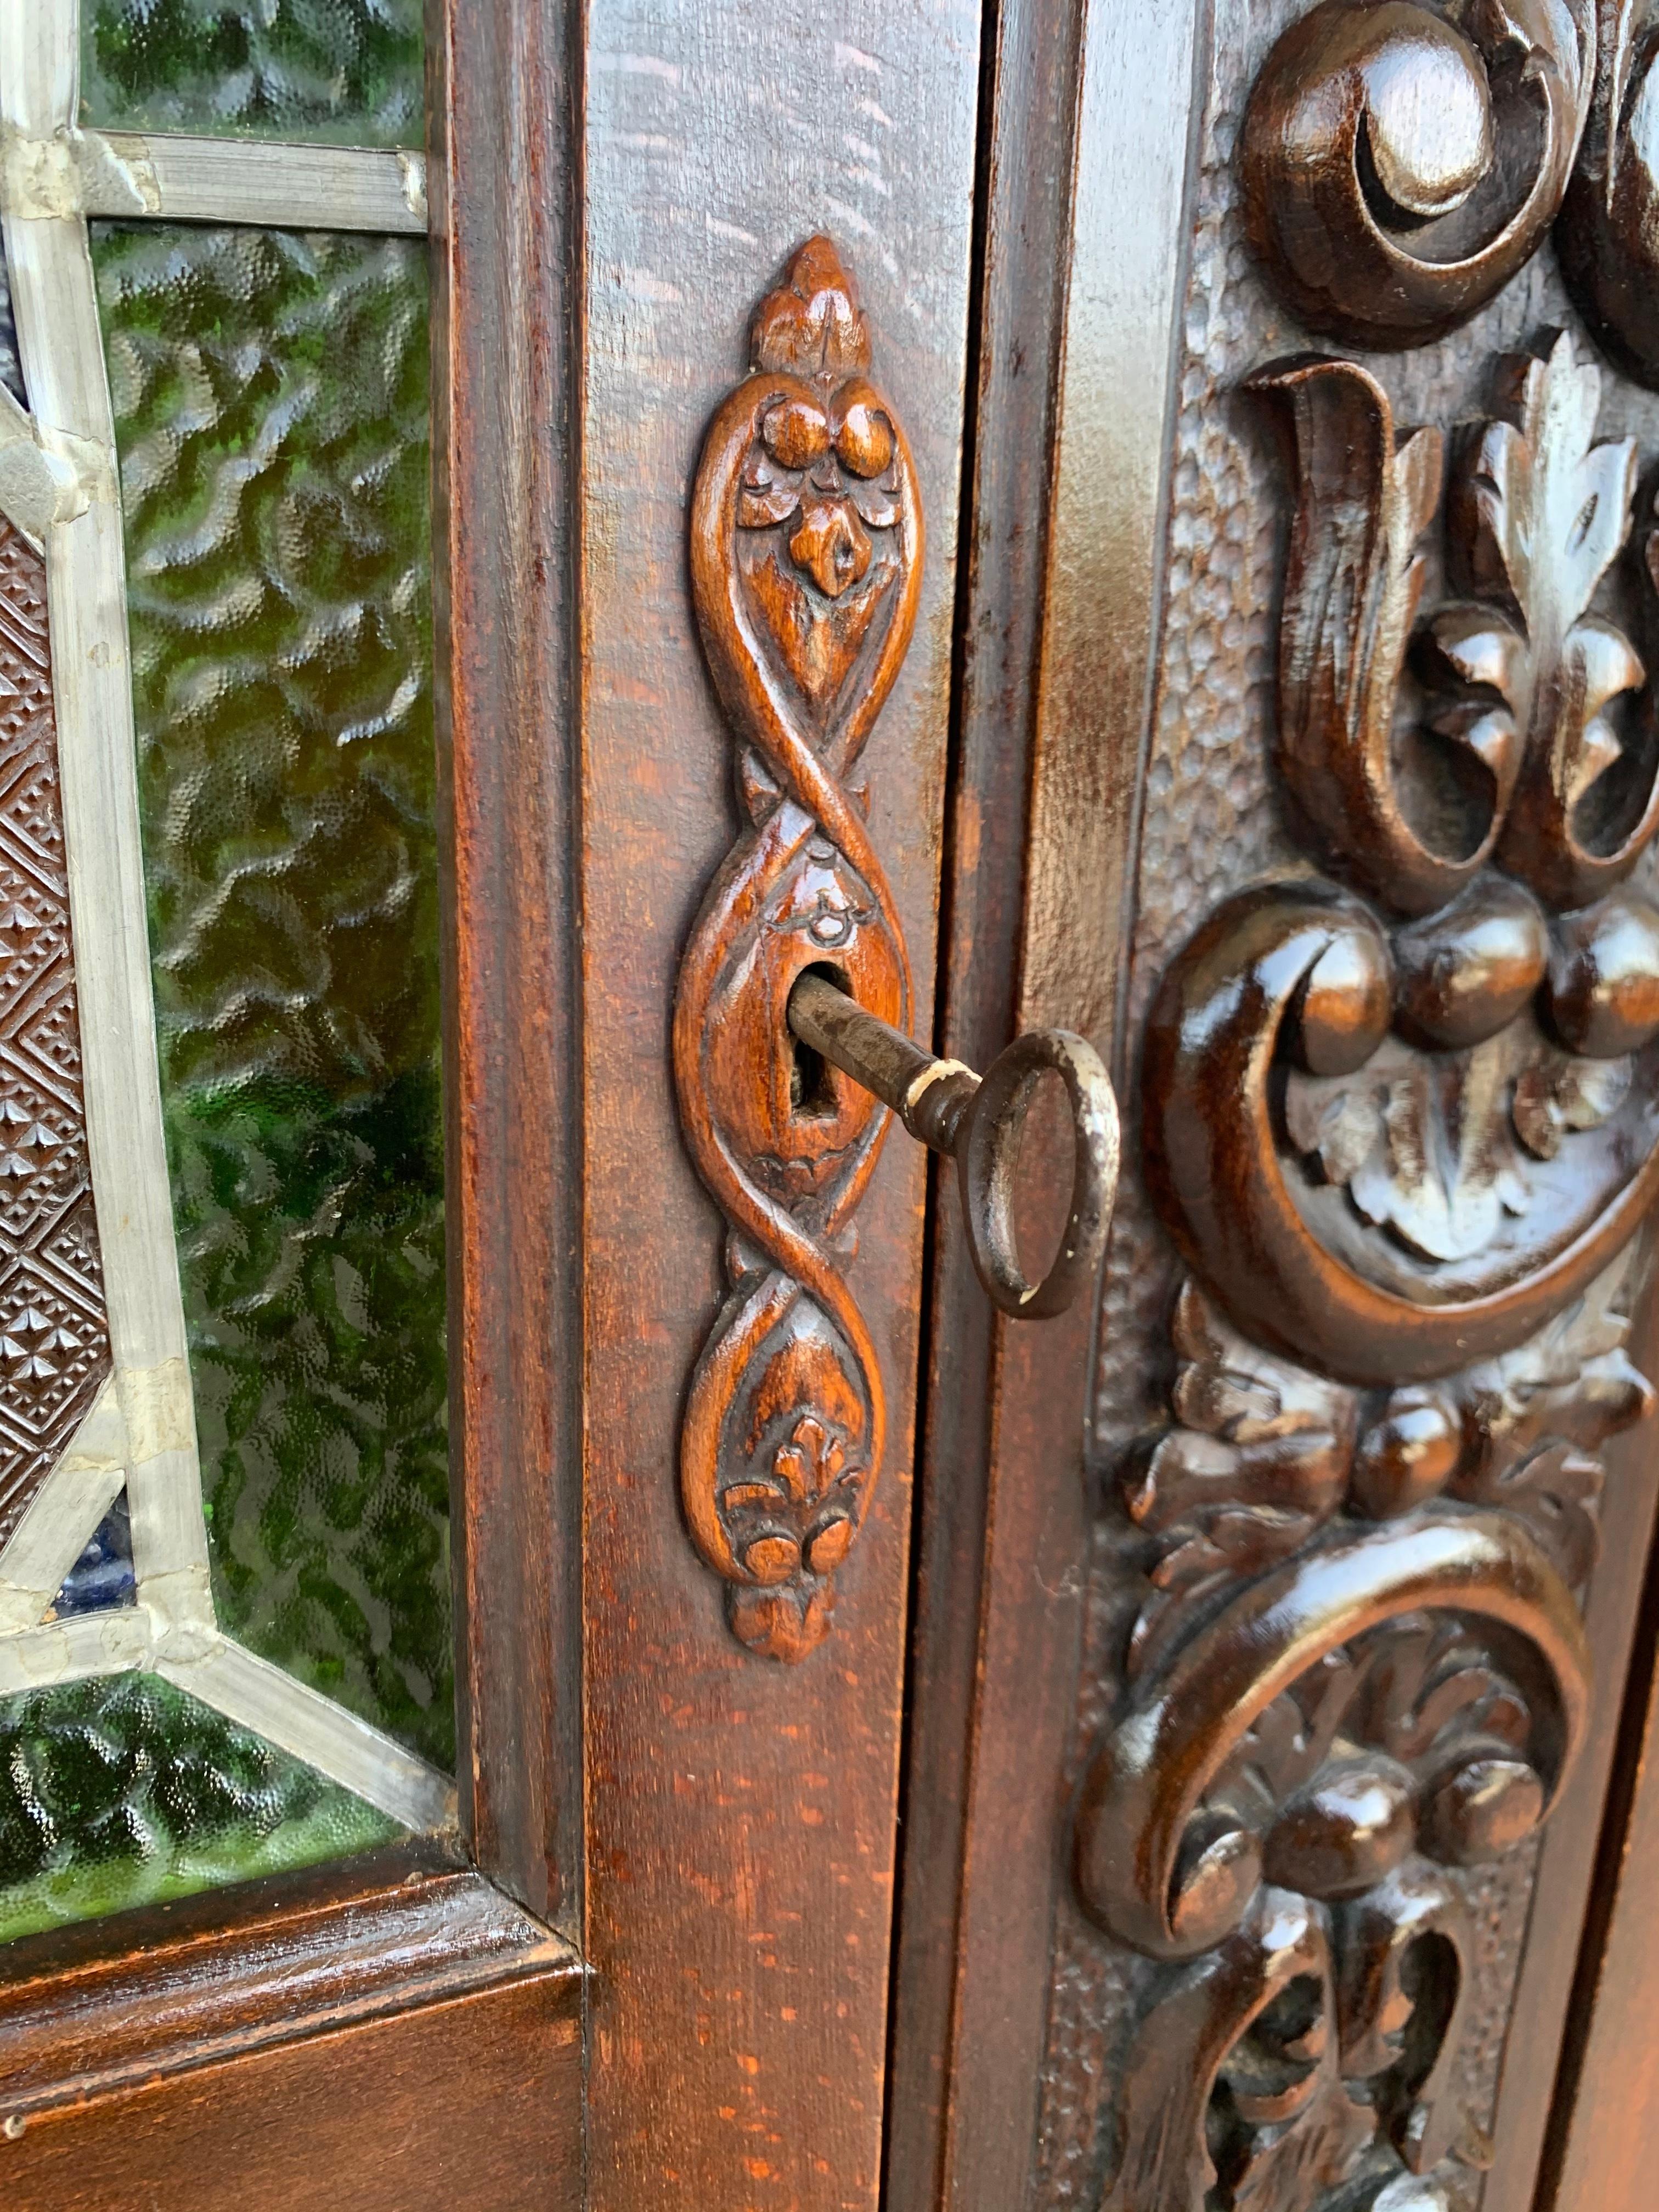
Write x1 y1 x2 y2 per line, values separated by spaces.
1039 4 1659 2208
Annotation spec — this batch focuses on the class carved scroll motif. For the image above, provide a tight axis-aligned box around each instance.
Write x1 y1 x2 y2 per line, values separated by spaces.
675 238 921 1662
1243 0 1594 348
1077 330 1659 2207
1246 4 1659 379
1148 338 1659 1385
1558 1 1659 388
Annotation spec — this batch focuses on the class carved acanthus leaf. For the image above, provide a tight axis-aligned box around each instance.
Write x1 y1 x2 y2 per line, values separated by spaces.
1124 1284 1356 1680
1288 1034 1538 1265
1448 1254 1656 1583
1513 1047 1632 1159
1433 332 1653 910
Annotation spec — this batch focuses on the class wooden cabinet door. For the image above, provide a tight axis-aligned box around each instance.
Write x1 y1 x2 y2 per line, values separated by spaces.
10 4 1659 2210
894 4 1659 2211
1 2 986 2208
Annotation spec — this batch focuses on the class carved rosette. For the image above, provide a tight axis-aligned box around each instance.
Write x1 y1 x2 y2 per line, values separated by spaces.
675 238 921 1662
1076 326 1659 2207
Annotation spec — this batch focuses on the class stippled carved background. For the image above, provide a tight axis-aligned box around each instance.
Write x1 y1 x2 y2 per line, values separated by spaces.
1034 1 1659 2204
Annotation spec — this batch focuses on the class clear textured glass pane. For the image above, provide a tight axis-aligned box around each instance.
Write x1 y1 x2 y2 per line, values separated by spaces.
93 222 452 1771
83 0 425 146
0 1672 400 1943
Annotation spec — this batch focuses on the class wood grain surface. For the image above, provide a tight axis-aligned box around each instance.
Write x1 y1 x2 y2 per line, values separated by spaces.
579 9 979 2205
1542 1472 1659 2210
430 0 586 1936
0 1845 582 2212
890 4 1209 2208
0 1968 580 2212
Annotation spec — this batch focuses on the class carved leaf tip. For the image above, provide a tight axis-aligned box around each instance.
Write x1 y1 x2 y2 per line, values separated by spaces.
751 234 872 381
1462 332 1637 633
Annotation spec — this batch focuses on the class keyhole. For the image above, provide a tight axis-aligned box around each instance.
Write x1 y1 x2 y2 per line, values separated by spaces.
789 963 849 1120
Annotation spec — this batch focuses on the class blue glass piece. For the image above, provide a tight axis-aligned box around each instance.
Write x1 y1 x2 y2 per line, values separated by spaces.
0 238 25 416
50 1493 136 1617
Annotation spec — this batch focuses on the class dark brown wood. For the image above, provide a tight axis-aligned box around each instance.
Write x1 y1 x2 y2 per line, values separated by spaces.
1139 332 1659 1389
880 1 1089 2196
0 1846 581 2210
0 1843 571 2112
887 2 1209 2205
1066 310 1659 2208
0 1957 581 2212
673 236 920 1664
1077 1504 1591 1949
1480 1275 1659 2206
1559 1 1659 392
1242 0 1592 347
988 4 1659 2207
577 12 980 2203
428 0 586 1933
1540 1486 1659 2210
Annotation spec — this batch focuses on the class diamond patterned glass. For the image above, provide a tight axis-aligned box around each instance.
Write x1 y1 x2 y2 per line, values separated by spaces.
82 0 425 146
93 221 452 1771
0 523 111 1548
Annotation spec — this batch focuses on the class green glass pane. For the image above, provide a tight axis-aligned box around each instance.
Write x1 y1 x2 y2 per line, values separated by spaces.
0 1672 399 1944
83 0 424 146
93 222 452 1772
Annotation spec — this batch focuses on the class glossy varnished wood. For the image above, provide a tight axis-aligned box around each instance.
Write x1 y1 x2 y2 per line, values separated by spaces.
0 1966 580 2212
673 238 920 1664
889 1 1209 2205
882 0 1088 2195
0 1844 567 2109
1488 1279 1659 2208
1242 0 1592 346
1543 1470 1659 2209
1559 1 1659 392
429 0 586 1932
0 1848 582 2211
578 14 979 2205
1004 2 1659 2205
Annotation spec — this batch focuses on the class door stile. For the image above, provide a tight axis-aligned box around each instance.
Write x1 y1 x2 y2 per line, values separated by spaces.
891 2 1210 2204
428 0 590 1940
881 0 1089 2201
574 12 983 2206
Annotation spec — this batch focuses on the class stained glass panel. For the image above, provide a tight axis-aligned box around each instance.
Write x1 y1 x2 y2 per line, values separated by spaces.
0 1672 399 1944
82 0 426 147
92 221 452 1772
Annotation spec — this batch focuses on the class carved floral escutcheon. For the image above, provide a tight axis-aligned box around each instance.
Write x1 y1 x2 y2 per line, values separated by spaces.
674 237 921 1661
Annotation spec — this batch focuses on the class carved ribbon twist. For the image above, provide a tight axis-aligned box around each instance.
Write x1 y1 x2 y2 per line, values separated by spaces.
675 238 921 1661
